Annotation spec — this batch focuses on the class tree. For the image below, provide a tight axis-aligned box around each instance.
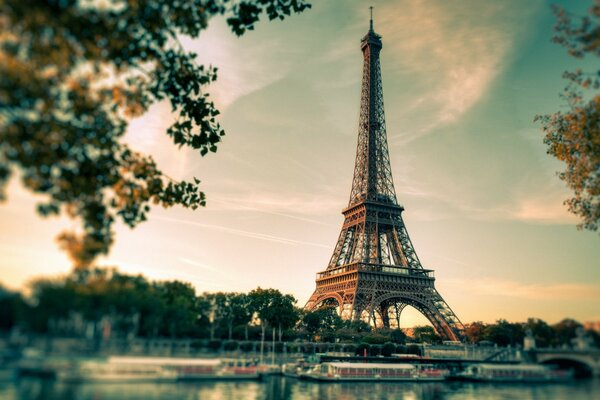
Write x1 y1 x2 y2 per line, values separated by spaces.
483 319 524 347
411 326 442 344
27 278 78 334
465 321 487 344
156 281 199 338
0 0 311 267
0 285 25 332
536 1 600 232
248 287 299 341
390 328 407 345
553 318 583 346
302 307 343 341
524 318 556 348
213 292 251 340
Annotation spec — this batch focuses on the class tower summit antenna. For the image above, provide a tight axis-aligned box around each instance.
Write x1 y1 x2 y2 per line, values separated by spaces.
369 6 374 31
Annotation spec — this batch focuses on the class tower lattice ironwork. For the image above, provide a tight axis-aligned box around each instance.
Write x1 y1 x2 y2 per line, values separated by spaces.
305 12 465 342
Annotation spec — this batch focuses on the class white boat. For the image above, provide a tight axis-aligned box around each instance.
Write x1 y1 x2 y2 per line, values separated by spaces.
456 363 573 383
57 356 259 382
57 357 178 383
303 362 448 382
213 359 260 380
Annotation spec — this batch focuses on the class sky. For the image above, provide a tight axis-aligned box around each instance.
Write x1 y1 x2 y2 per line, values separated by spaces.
1 0 599 327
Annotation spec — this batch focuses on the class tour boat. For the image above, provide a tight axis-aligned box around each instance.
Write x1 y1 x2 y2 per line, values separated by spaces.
57 357 178 383
282 361 316 379
216 359 260 380
455 363 573 383
58 356 260 383
303 362 449 382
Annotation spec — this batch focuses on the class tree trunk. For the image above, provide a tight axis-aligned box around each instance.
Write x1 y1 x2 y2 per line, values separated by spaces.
260 324 265 365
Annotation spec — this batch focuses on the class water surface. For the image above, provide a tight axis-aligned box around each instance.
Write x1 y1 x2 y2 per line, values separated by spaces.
0 376 597 400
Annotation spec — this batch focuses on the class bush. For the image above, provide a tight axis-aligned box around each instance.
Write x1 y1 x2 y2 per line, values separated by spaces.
406 344 422 356
344 344 357 354
208 339 222 352
390 329 407 344
190 340 207 349
382 342 395 357
223 340 239 351
356 343 370 356
275 342 284 353
369 344 382 356
301 343 315 354
239 341 255 353
317 343 329 353
286 343 299 353
395 344 407 354
361 333 388 344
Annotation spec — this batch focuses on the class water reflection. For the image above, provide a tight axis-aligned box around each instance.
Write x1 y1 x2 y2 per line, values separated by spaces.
0 377 597 400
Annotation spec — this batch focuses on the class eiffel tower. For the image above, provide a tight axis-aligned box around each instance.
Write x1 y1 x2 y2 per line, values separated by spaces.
305 10 465 342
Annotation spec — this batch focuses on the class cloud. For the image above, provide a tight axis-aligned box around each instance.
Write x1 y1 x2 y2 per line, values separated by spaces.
153 215 330 248
451 180 578 225
179 19 294 111
447 278 600 300
366 0 542 145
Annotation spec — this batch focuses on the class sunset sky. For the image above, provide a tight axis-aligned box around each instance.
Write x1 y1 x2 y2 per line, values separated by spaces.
1 0 599 327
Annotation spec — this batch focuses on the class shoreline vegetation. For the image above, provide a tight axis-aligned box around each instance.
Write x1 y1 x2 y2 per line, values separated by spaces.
1 267 598 353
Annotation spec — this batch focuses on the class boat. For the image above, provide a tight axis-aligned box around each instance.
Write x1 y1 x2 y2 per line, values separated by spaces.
57 356 260 383
455 363 573 383
57 357 178 383
302 362 449 382
214 359 260 380
282 361 316 379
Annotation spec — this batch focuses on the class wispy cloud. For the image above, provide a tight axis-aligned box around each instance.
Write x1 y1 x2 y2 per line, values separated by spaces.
368 0 542 145
179 19 294 111
154 215 330 248
209 196 332 226
178 257 220 273
447 278 600 300
451 180 578 225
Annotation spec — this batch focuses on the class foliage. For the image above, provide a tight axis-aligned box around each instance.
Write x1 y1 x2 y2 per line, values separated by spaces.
483 319 524 347
410 326 442 344
0 286 25 332
464 321 487 344
360 332 389 345
212 292 252 340
208 339 222 351
0 0 310 267
355 343 370 356
552 318 583 345
536 1 600 231
301 306 343 341
524 318 556 348
248 287 298 340
2 268 597 349
381 342 396 357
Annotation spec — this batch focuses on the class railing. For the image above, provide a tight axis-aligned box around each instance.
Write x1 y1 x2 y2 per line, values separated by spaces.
317 263 434 279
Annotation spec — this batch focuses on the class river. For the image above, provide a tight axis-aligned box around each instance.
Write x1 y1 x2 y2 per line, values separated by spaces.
0 377 598 400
